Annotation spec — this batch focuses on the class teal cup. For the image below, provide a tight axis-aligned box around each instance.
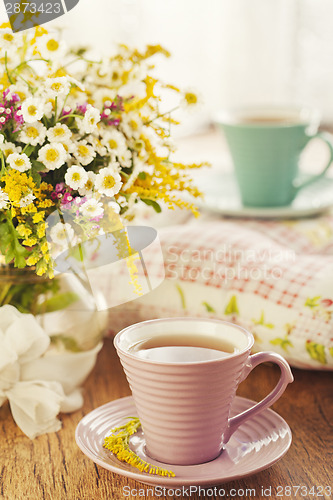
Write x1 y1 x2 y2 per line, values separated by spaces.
216 107 333 207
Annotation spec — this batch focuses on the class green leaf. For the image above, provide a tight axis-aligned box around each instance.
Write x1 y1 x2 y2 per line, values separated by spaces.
36 292 79 313
23 145 35 157
31 160 47 171
306 341 327 364
202 301 215 313
31 170 41 187
141 198 162 213
252 310 275 329
270 337 293 352
224 295 239 315
30 160 47 187
138 172 146 180
304 296 321 309
0 216 27 268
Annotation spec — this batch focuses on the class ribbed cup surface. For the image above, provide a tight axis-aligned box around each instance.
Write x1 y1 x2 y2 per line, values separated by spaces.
117 349 249 465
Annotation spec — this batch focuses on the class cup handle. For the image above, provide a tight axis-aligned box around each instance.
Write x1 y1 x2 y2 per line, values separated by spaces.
294 131 333 191
223 351 294 444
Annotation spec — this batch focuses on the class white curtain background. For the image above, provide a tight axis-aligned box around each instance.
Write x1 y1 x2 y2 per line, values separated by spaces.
1 0 333 132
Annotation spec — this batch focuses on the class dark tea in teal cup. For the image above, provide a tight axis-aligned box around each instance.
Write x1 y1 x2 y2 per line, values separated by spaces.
216 107 333 207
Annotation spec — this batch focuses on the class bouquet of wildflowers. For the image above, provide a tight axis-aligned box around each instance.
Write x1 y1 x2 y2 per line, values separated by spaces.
0 23 203 281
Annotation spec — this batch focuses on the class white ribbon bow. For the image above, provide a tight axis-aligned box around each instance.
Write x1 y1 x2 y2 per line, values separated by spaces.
0 305 101 439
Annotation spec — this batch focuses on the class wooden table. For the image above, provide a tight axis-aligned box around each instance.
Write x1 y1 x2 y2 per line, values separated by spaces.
1 338 332 500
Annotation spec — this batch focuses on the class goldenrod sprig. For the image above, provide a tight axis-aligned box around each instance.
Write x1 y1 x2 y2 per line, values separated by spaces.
103 418 175 477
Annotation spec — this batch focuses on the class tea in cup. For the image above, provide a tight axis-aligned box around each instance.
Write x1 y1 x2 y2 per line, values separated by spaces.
216 106 333 207
114 317 293 465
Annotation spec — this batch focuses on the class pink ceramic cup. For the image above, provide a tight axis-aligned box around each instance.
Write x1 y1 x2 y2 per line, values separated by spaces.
114 318 294 466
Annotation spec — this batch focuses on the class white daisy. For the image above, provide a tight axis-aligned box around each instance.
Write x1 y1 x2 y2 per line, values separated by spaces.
108 201 121 214
47 123 72 143
102 129 127 155
118 149 132 168
37 34 67 61
78 171 96 196
50 222 75 247
116 195 127 208
65 165 88 190
19 122 47 146
181 88 202 109
93 88 117 109
94 59 112 84
0 141 21 158
0 187 9 210
21 97 45 123
109 61 124 87
121 111 143 139
19 192 35 207
57 141 76 159
9 83 30 103
79 198 104 218
73 140 96 166
7 153 31 172
38 143 67 171
0 29 21 51
87 136 107 156
95 166 122 197
42 99 54 120
80 105 100 134
44 77 71 98
67 76 85 91
0 50 20 70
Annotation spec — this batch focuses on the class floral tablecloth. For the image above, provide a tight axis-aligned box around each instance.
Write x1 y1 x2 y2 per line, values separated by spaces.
107 209 333 370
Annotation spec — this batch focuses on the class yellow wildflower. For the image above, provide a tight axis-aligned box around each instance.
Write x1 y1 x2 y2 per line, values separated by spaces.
103 418 175 477
41 241 49 254
26 254 40 266
37 199 54 209
43 252 51 263
21 204 37 214
36 259 48 276
16 224 32 238
23 237 38 246
33 212 45 223
37 223 46 238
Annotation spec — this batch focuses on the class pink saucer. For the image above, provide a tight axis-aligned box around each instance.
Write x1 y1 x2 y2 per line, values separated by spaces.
75 396 292 488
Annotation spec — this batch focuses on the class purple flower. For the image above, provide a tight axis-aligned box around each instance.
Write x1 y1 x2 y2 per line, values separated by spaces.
107 118 120 127
76 103 87 115
55 183 66 193
62 192 74 204
74 196 86 206
90 214 103 222
61 107 72 117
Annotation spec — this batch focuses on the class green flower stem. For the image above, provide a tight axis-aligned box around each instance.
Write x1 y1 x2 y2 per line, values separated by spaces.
10 58 50 77
59 113 83 121
4 52 14 85
15 74 35 92
0 151 6 179
59 93 70 118
144 105 179 125
59 56 101 70
54 97 58 125
0 283 12 306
